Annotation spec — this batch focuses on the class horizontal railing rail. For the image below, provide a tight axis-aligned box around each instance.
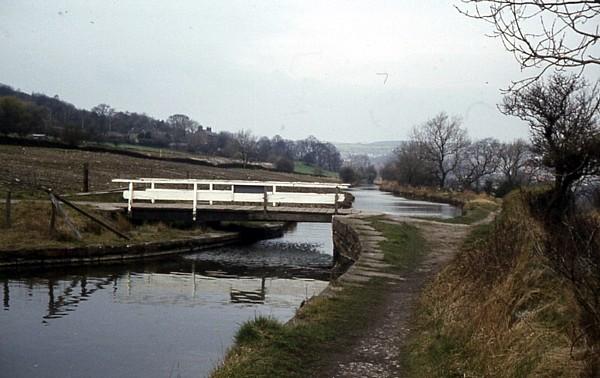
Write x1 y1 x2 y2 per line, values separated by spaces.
112 178 350 220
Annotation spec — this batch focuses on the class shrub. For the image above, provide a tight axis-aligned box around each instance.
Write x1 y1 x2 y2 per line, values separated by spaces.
274 157 294 172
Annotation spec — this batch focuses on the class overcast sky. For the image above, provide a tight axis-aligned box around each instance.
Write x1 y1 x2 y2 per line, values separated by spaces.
1 0 539 142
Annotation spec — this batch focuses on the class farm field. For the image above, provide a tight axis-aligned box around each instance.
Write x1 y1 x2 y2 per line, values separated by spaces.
0 145 337 198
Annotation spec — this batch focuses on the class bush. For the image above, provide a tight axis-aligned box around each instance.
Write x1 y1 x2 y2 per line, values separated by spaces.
339 166 355 183
274 157 294 172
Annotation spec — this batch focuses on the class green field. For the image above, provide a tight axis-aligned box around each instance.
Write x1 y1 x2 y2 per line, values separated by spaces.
294 161 338 178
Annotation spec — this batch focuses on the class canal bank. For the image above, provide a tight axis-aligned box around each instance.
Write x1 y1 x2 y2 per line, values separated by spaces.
0 220 291 269
212 212 440 377
211 187 492 377
0 231 239 269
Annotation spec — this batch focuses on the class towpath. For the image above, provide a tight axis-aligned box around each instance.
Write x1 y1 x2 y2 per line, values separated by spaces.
321 216 475 378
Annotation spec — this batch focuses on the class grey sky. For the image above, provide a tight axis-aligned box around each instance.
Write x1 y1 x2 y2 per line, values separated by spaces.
1 0 542 142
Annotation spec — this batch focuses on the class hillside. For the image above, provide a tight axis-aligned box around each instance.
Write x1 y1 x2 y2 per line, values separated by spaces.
334 140 402 167
0 145 338 198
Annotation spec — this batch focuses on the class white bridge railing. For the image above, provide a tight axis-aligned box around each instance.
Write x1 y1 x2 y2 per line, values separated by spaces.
112 178 350 220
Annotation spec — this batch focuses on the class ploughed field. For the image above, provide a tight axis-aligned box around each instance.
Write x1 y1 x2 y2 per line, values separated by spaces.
0 145 336 197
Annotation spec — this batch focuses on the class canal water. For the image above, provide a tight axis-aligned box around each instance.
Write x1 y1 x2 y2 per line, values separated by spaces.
0 187 457 378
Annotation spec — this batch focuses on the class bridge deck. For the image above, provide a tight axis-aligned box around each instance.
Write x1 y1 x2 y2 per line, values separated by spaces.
84 202 355 223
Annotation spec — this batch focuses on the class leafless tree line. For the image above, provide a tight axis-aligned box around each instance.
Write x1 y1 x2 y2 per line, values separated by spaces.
381 113 538 195
383 73 599 202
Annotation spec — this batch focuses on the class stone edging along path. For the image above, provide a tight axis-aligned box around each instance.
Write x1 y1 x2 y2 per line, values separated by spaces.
299 212 471 377
0 231 240 269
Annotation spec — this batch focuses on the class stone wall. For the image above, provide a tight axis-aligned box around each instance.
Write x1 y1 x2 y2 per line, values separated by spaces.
331 215 363 279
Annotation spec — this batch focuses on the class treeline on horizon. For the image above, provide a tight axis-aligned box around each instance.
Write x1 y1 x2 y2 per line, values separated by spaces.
0 84 342 173
381 73 600 208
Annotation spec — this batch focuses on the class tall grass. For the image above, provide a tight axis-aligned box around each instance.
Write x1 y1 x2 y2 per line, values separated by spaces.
403 191 595 377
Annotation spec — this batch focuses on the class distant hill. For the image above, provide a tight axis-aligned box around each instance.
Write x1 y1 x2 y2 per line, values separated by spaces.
333 140 402 165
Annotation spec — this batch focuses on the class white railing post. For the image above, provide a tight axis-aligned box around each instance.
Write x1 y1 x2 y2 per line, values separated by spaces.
150 181 155 204
231 184 235 203
272 185 276 206
127 182 133 213
209 183 213 205
192 182 198 221
263 186 268 212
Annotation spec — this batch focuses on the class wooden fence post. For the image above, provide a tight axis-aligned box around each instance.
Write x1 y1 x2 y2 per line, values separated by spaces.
263 186 268 213
49 199 57 235
4 190 11 228
83 162 89 192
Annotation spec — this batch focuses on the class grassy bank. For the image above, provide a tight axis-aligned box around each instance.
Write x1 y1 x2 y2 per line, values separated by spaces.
436 198 499 225
294 161 338 178
0 200 207 251
211 218 428 377
403 191 596 377
379 181 500 225
378 181 484 206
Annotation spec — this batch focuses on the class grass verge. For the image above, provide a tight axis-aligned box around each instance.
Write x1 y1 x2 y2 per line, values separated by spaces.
211 218 428 378
0 200 209 251
402 192 590 377
434 199 499 225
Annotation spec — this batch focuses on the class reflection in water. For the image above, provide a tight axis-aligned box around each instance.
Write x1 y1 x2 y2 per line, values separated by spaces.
350 186 461 218
42 275 118 323
230 277 266 304
3 279 9 310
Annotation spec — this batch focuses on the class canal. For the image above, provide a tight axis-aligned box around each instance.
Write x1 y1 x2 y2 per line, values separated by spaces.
0 186 458 378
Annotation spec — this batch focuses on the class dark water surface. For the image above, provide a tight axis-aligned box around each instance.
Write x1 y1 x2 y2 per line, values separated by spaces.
0 187 455 378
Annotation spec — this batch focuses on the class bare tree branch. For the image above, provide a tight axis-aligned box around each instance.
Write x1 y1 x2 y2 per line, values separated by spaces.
457 0 600 90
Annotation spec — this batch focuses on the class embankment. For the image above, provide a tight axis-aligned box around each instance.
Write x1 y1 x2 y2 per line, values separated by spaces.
379 181 500 225
403 191 599 377
378 181 469 207
0 231 240 269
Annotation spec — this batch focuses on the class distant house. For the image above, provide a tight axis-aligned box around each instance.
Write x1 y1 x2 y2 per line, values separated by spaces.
106 131 128 144
30 133 49 140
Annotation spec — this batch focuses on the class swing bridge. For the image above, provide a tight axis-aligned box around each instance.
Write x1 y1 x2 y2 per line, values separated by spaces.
102 178 353 223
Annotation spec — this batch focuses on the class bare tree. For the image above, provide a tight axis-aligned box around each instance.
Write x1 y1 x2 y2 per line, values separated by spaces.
456 137 501 191
498 139 532 186
381 141 436 186
234 129 257 166
412 112 470 188
458 0 600 87
166 114 199 141
91 103 115 133
502 73 600 213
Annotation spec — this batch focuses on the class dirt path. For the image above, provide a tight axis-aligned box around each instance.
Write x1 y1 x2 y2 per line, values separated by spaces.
323 217 471 378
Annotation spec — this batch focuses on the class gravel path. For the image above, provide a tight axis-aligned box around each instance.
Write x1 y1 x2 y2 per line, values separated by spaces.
323 216 472 378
